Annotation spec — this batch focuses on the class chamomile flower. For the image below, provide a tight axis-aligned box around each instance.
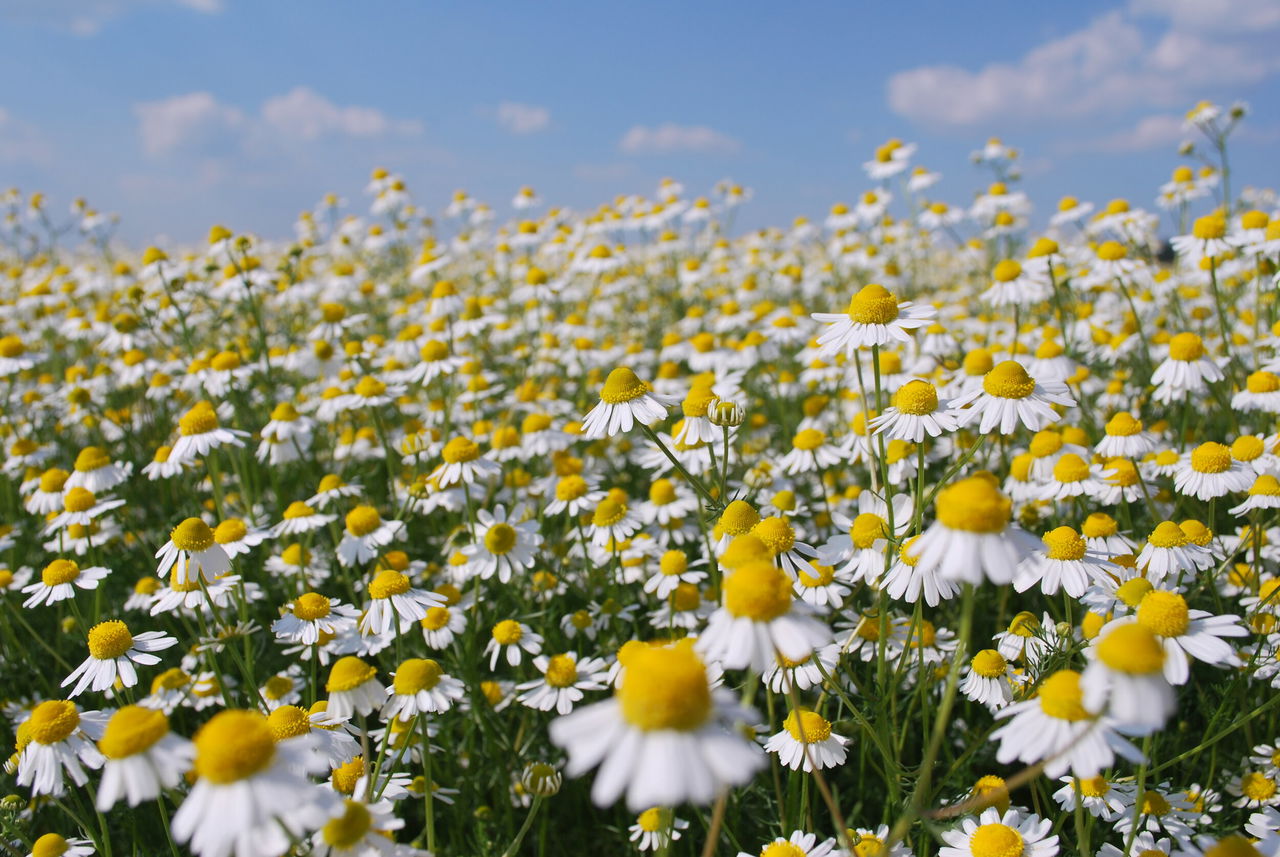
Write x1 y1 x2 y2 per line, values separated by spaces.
1136 521 1214 583
516 652 609 715
738 832 839 857
871 379 959 442
168 401 249 465
359 569 445 636
1081 622 1175 735
335 505 405 567
16 699 106 797
154 517 231 586
382 658 465 719
172 709 338 857
1126 589 1246 684
94 705 195 810
485 620 544 669
1174 442 1254 501
462 505 542 583
427 436 502 488
549 640 764 810
25 835 95 857
1051 775 1131 821
763 707 849 771
629 807 689 852
811 283 935 356
961 649 1020 710
21 558 110 608
581 367 678 439
938 808 1059 857
697 559 832 672
62 620 177 697
270 501 338 539
1015 526 1115 598
914 475 1039 586
325 657 385 719
949 361 1076 435
272 592 360 645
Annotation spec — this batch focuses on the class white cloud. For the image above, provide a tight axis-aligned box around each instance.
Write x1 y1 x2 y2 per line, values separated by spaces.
134 92 245 156
1061 114 1188 153
494 102 550 135
262 87 422 140
618 123 740 155
1 0 222 36
887 1 1280 129
134 89 421 157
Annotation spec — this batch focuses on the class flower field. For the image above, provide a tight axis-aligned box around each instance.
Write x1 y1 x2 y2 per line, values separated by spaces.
2 100 1280 857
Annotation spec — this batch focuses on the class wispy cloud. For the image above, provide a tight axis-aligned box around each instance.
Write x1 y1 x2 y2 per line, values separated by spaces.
1 0 223 36
494 102 550 135
886 0 1280 128
133 88 422 157
618 123 740 155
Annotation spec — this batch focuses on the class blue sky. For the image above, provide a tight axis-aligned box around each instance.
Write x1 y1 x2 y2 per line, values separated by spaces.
2 0 1278 243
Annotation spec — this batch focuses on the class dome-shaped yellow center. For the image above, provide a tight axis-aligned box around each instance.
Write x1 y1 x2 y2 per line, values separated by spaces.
27 700 81 744
1043 526 1086 560
969 823 1025 857
1168 332 1204 362
1191 442 1232 474
492 619 524 645
936 476 1011 533
170 517 215 552
1097 624 1165 674
895 380 938 415
600 367 649 404
1137 590 1189 637
99 705 169 759
194 710 276 784
783 708 832 743
971 649 1007 678
724 561 793 621
617 642 711 731
982 361 1036 399
544 654 579 688
1037 670 1090 721
393 658 444 694
326 656 377 693
87 620 134 659
846 284 900 325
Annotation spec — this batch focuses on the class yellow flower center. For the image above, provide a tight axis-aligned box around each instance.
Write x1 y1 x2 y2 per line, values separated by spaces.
290 593 330 622
650 478 678 505
1037 670 1090 721
492 620 524 645
368 570 410 599
1141 790 1171 816
660 550 688 576
637 807 668 832
846 284 900 325
87 620 134 660
178 403 219 436
617 643 712 731
194 710 276 784
851 513 888 549
895 380 938 415
1097 241 1127 262
282 501 317 520
326 656 377 693
724 560 793 621
982 361 1037 399
170 517 215 552
345 505 382 537
1041 526 1086 561
1242 771 1278 801
32 834 71 857
1080 776 1110 797
1106 412 1142 436
792 428 825 451
600 367 649 404
322 800 373 849
393 658 443 694
783 708 833 743
752 516 796 554
331 757 365 795
441 437 481 463
762 843 807 857
1137 590 1190 637
1097 624 1165 674
544 654 579 688
936 476 1011 533
27 700 81 744
1147 521 1188 549
798 564 836 587
39 469 70 493
992 260 1022 283
213 518 247 544
42 559 81 586
484 522 518 555
266 705 311 741
99 705 169 759
718 500 760 535
1052 454 1089 483
971 649 1008 678
969 823 1025 857
1203 837 1264 857
1116 578 1155 608
420 606 451 631
1193 215 1226 240
1168 332 1204 362
1247 371 1280 394
1191 442 1231 474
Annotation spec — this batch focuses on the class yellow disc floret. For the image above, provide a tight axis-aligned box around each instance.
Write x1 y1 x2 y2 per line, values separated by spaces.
617 642 711 731
193 710 275 784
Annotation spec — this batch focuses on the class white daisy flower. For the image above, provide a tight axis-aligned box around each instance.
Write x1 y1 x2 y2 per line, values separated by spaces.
949 361 1076 436
763 707 849 771
16 699 106 797
21 558 111 609
938 807 1059 857
62 620 177 698
382 658 466 720
94 705 195 810
811 283 935 357
581 367 678 440
516 652 609 715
